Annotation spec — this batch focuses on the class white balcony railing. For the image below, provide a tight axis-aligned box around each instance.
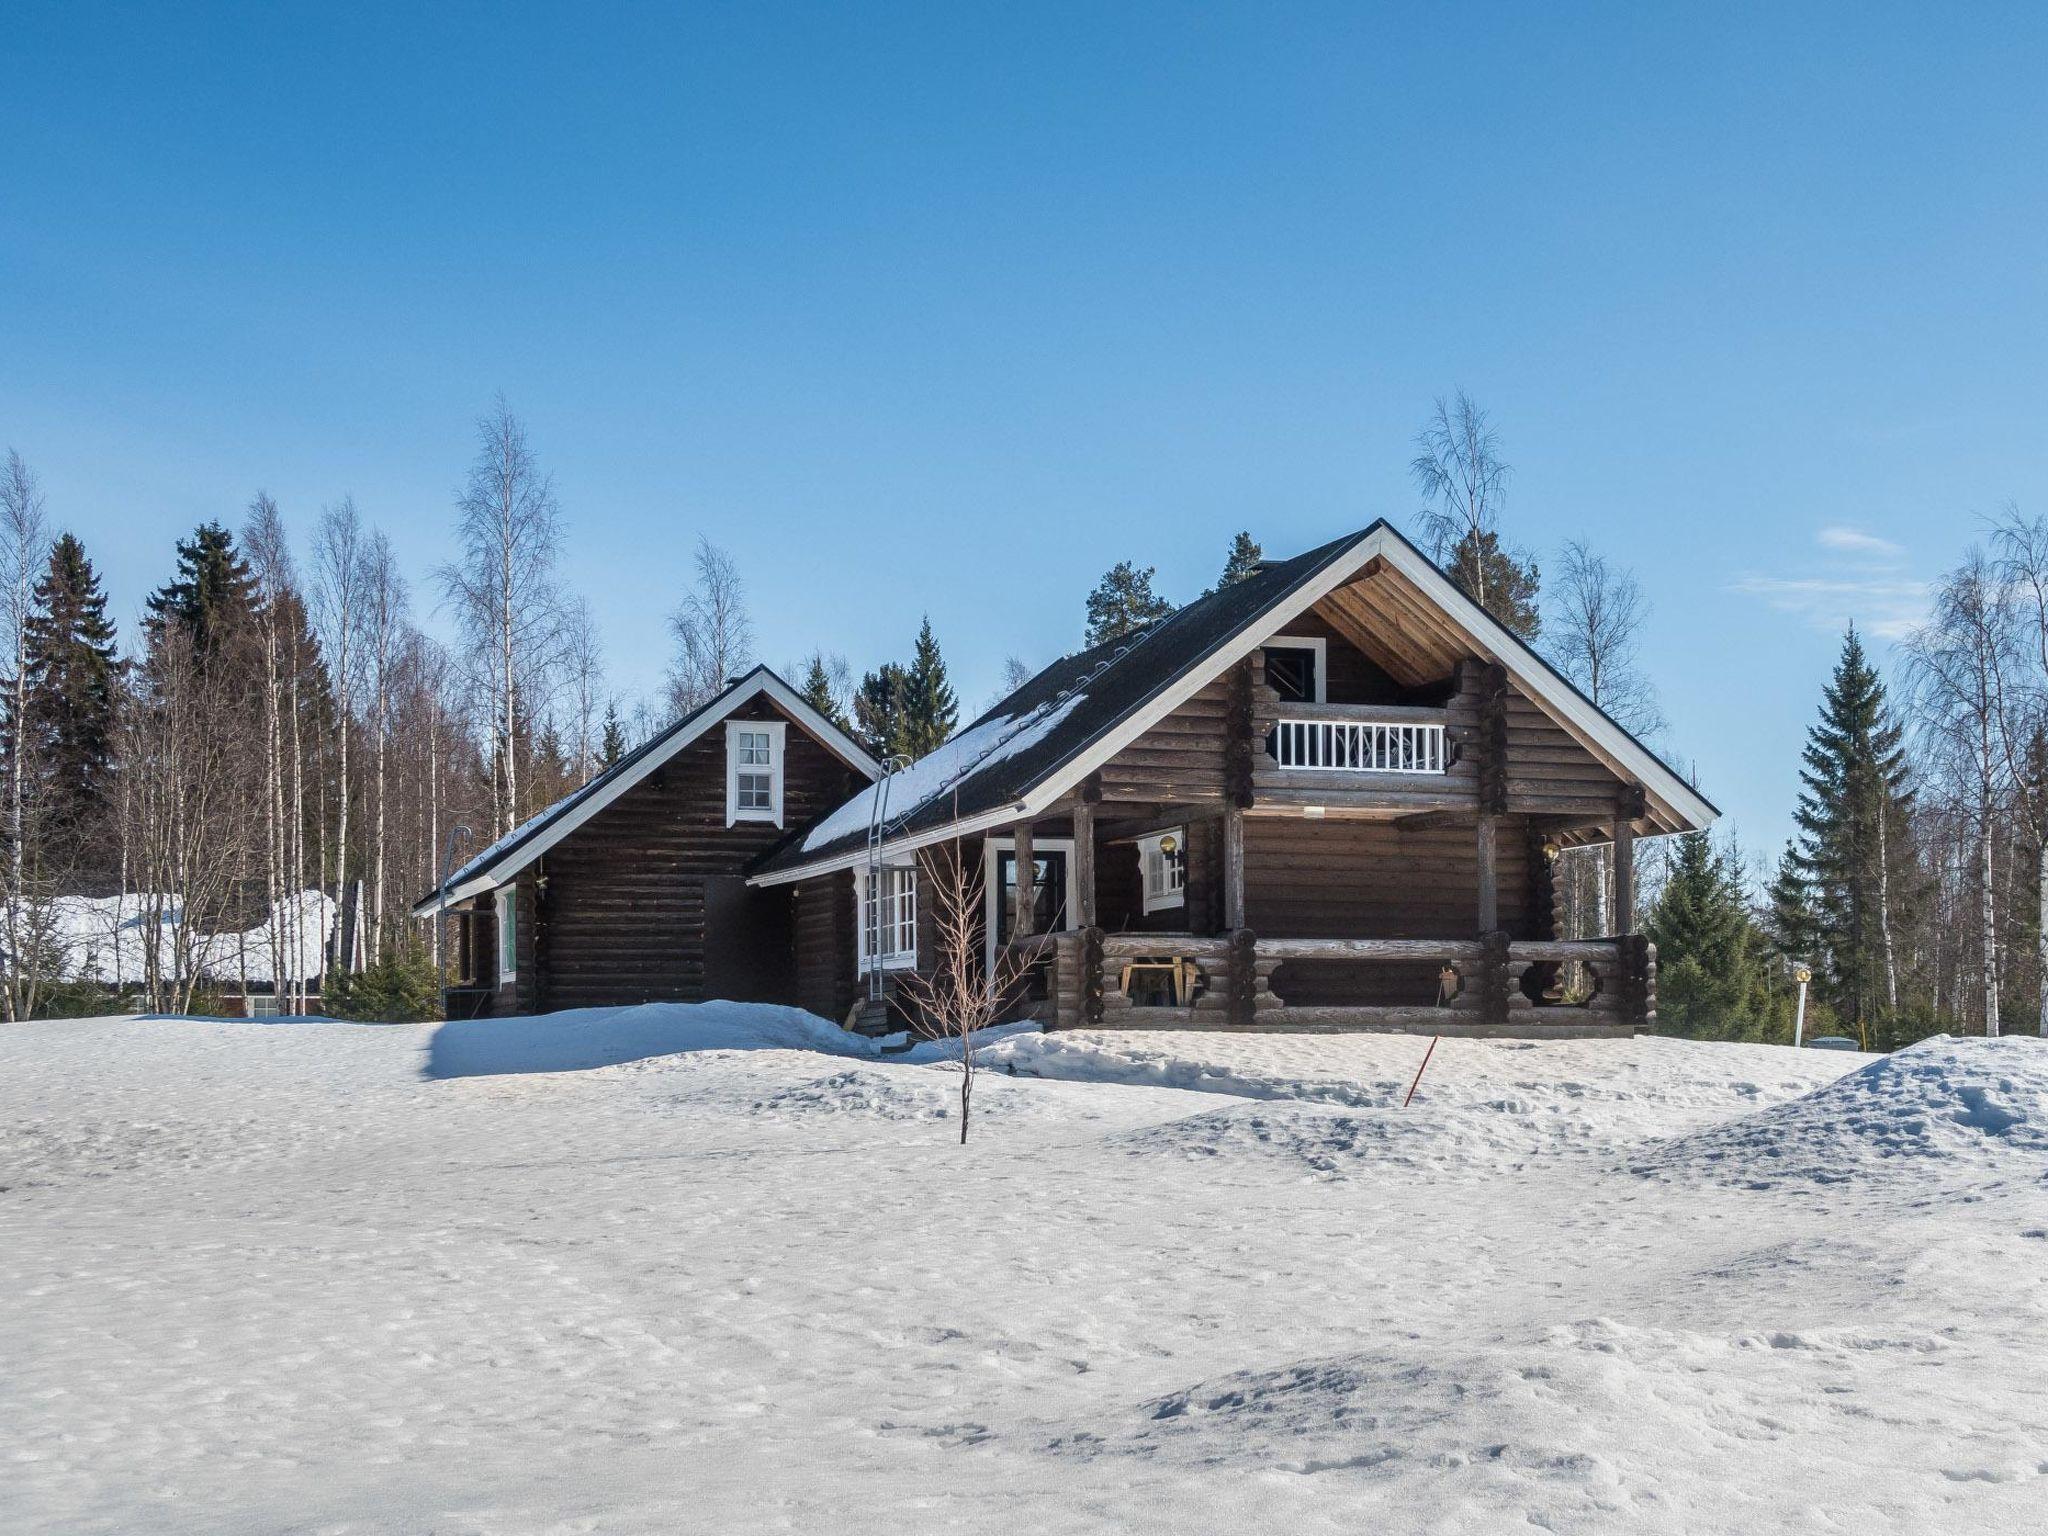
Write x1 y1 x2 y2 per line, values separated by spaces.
1270 717 1448 774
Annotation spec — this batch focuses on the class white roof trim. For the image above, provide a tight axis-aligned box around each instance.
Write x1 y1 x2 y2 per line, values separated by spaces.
1364 530 1716 832
751 525 1712 887
414 668 878 915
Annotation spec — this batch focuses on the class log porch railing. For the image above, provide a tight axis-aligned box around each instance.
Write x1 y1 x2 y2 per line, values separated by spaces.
1006 931 1654 1036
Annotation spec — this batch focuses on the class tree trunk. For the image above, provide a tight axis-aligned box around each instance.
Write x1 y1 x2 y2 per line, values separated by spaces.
1980 807 2000 1037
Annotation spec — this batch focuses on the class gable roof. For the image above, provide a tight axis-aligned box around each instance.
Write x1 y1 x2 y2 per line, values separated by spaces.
750 520 1715 886
411 665 879 916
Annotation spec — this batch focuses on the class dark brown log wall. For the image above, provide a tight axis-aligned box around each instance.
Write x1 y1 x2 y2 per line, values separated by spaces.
793 870 859 1025
497 697 865 1015
1098 677 1229 804
1245 814 1534 1005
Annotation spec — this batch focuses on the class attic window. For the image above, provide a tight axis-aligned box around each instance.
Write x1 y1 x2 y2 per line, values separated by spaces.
726 720 787 826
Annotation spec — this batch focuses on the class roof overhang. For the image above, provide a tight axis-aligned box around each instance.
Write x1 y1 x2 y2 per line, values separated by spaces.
412 667 879 917
749 524 1713 888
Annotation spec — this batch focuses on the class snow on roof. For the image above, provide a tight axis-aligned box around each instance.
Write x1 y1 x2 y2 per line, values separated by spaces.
800 694 1086 854
43 890 336 988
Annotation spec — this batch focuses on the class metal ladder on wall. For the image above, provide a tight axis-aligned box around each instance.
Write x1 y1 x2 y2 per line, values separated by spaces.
852 754 909 1034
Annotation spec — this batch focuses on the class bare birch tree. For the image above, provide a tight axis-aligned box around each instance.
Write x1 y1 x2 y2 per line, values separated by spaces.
313 498 368 974
441 398 567 835
562 598 605 782
666 537 753 718
894 838 1031 1144
1905 550 2013 1036
0 451 52 1019
360 531 408 960
1412 392 1511 613
1992 505 2048 1036
1545 539 1660 940
242 493 299 1007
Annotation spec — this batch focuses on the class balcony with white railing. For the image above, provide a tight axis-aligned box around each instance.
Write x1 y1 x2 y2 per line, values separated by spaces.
1253 702 1467 809
1269 715 1448 773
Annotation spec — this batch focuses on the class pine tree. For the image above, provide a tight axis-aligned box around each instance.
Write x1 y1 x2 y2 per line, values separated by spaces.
797 650 851 732
21 534 123 862
1084 561 1174 647
1779 628 1916 1035
896 617 958 761
1216 531 1263 589
854 663 909 763
1447 528 1541 640
146 521 260 657
599 705 626 767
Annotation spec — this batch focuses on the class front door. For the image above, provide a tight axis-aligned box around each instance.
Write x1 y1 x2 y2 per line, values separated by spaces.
993 849 1069 948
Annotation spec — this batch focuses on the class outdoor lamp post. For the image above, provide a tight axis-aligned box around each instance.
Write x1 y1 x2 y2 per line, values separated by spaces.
1792 963 1812 1048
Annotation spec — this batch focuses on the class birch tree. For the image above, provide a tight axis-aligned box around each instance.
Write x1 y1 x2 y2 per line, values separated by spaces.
313 499 368 973
1905 551 2012 1036
361 531 407 958
0 452 52 1019
1992 507 2048 1037
666 537 752 718
1546 539 1660 941
441 397 566 835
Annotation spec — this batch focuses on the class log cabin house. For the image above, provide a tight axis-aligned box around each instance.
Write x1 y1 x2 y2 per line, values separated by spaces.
415 520 1714 1036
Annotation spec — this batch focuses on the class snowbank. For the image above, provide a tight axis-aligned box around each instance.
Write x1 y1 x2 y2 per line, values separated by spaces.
1634 1035 2048 1187
425 1000 881 1079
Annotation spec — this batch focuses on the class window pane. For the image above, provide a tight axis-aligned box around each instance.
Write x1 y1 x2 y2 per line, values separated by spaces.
1265 646 1317 702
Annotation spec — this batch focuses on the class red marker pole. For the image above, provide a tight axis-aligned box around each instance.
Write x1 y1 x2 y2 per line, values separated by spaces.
1402 1035 1440 1108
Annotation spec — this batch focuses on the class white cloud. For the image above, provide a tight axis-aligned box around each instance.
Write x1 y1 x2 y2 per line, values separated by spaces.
1815 525 1905 560
1730 525 1927 638
1728 574 1930 639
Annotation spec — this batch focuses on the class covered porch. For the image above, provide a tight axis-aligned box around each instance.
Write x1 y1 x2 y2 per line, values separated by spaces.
988 649 1659 1036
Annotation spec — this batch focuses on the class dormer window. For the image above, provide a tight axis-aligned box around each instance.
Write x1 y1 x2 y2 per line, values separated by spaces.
726 720 787 826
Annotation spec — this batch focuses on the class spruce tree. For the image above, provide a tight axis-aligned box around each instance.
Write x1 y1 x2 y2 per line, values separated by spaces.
797 651 851 732
1217 531 1263 589
854 663 909 763
1447 528 1541 640
21 534 123 859
1084 561 1174 647
1647 833 1773 1040
1779 627 1915 1034
146 521 259 657
896 618 958 761
599 705 626 767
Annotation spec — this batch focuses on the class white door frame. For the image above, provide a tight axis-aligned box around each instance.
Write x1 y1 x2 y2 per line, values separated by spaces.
983 836 1078 974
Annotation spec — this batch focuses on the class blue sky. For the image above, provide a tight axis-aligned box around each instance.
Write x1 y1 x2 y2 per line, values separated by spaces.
5 2 2046 866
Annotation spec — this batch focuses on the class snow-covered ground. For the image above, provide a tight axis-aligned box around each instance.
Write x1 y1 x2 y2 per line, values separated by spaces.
3 1010 2044 1534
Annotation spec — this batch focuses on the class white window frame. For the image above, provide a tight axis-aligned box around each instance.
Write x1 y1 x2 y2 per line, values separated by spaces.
855 863 919 974
247 992 281 1019
495 885 518 983
1136 827 1187 914
981 836 1079 973
726 719 787 827
1262 635 1328 703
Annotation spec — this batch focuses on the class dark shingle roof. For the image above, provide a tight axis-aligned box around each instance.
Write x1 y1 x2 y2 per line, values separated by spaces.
749 525 1374 879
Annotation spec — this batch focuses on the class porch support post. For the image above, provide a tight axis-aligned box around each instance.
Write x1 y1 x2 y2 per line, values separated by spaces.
1475 813 1499 934
1612 783 1645 936
1072 796 1097 929
1222 805 1246 932
1011 820 1035 940
1073 791 1104 1026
